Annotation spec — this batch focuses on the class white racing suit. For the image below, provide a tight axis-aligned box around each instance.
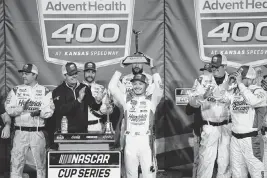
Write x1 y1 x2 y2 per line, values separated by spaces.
188 74 213 178
189 72 231 178
263 107 267 172
5 84 54 178
109 71 163 178
83 81 109 132
226 84 267 178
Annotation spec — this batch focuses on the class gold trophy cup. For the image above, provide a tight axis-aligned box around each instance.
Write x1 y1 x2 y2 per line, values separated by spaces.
103 91 114 135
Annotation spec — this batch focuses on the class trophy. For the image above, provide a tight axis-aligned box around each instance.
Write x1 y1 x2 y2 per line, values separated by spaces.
121 30 151 66
103 91 114 135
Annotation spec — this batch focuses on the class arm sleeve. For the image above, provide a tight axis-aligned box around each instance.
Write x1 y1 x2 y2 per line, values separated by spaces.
151 73 164 112
85 86 102 110
1 112 11 125
108 71 125 108
238 83 267 107
40 91 55 119
52 89 81 116
185 103 197 116
4 88 23 117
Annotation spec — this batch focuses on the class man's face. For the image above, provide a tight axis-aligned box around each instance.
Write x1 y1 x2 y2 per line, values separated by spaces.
20 72 37 85
84 70 96 83
132 63 143 74
65 72 78 87
242 77 253 87
132 80 147 95
211 65 225 77
203 70 212 75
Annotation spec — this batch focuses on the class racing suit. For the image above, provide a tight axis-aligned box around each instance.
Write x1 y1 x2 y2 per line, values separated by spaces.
189 72 231 178
225 84 267 178
83 81 109 132
5 83 54 178
109 70 163 178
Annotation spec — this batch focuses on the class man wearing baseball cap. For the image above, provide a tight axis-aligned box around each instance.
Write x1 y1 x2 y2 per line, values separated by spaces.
224 65 267 177
189 54 232 178
5 63 55 178
108 62 163 178
186 63 211 178
52 62 104 133
83 62 115 132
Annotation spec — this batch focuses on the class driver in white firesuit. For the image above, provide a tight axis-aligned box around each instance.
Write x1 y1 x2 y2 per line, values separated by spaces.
108 60 163 178
189 54 231 178
260 74 267 171
5 64 54 178
186 63 212 178
83 62 113 132
224 65 267 178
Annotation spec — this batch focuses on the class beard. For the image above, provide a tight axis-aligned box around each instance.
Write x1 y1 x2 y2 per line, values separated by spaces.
132 67 143 75
85 76 95 83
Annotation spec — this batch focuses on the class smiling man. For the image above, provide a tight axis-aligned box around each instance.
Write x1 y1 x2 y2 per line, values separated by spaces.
52 62 104 133
108 60 163 178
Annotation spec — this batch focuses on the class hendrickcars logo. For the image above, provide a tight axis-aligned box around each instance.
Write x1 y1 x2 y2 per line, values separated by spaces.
36 0 135 68
194 0 267 68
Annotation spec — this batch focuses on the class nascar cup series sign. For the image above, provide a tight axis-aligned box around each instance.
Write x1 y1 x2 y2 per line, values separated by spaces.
48 151 121 178
195 0 267 67
36 0 135 68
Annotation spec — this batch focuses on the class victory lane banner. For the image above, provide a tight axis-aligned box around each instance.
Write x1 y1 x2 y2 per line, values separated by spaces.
195 0 267 68
48 151 121 178
36 0 135 68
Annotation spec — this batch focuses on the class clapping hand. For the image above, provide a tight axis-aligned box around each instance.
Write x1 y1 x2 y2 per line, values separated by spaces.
31 110 41 117
203 86 213 99
78 87 86 102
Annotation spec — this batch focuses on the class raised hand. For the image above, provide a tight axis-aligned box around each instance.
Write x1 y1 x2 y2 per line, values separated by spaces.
78 87 86 102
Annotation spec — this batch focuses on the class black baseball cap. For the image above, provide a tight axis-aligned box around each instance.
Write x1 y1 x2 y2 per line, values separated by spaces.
62 62 80 76
18 64 38 74
200 63 212 72
130 74 148 84
211 54 227 67
84 62 96 71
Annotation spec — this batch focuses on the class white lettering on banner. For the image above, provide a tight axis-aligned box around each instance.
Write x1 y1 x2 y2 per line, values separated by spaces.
200 0 267 12
195 0 267 67
63 51 119 56
36 0 135 68
45 1 126 12
71 154 110 164
48 151 121 178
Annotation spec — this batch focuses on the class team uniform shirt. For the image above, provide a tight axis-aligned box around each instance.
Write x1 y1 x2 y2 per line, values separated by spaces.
109 71 163 178
223 84 267 178
226 84 267 133
5 83 54 127
189 72 232 178
189 72 230 122
109 71 163 135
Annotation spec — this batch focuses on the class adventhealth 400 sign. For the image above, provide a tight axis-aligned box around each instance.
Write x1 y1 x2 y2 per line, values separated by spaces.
36 0 135 68
195 0 267 67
